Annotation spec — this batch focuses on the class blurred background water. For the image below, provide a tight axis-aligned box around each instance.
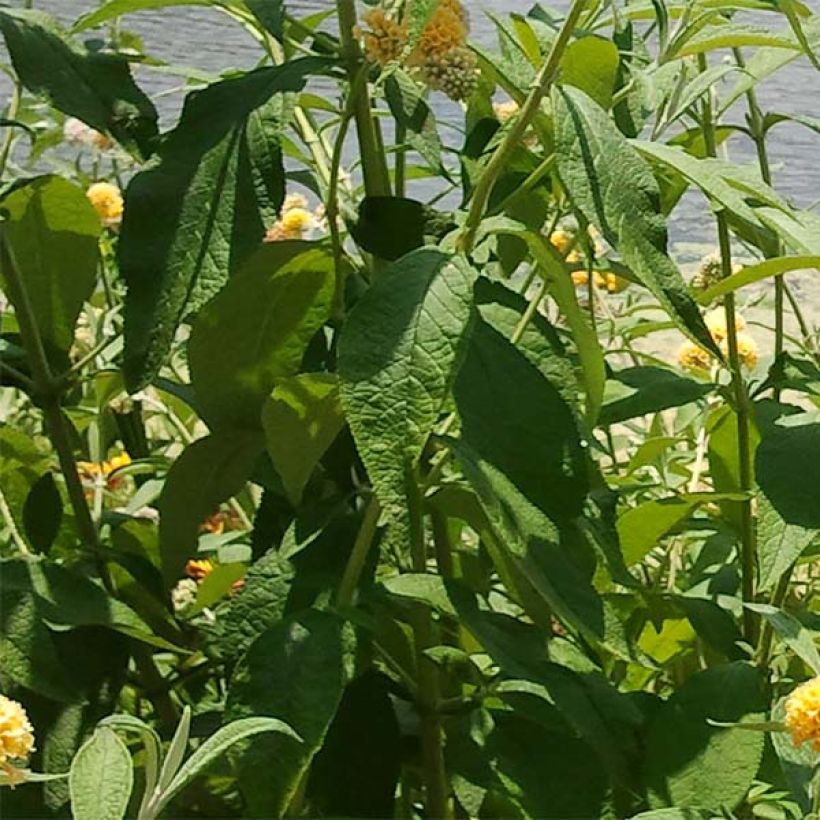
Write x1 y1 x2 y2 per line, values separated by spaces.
17 1 820 266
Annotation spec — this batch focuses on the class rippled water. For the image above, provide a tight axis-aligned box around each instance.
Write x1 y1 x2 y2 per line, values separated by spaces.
22 1 820 256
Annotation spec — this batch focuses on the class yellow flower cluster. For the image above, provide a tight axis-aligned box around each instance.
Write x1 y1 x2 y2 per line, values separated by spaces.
359 7 407 65
676 309 758 371
0 695 34 785
571 270 630 293
265 193 315 242
785 676 820 750
358 0 478 101
86 182 123 228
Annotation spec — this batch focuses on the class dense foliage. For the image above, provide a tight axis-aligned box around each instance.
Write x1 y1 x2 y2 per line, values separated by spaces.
2 0 820 817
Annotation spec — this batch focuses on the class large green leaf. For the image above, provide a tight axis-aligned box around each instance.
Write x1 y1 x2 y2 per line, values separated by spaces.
309 672 402 818
1 175 100 360
561 35 620 110
618 497 699 567
473 278 580 413
756 421 820 529
226 609 356 817
215 547 294 659
152 717 300 816
338 249 476 541
757 494 817 591
600 366 711 426
158 430 264 585
262 373 345 504
121 59 324 390
450 437 632 661
188 242 335 431
69 727 134 820
643 662 765 811
553 85 718 355
0 9 157 159
454 317 588 528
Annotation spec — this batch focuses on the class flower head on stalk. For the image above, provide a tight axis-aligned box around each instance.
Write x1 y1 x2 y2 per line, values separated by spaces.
0 695 34 787
785 677 820 751
86 182 123 228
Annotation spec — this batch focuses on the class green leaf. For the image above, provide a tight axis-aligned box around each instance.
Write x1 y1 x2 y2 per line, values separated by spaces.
0 9 157 159
454 317 588 528
309 672 402 819
473 278 580 413
73 0 241 31
98 714 161 820
670 22 799 57
756 421 820 529
0 568 77 701
226 609 356 817
635 140 788 227
698 255 820 303
746 603 820 673
618 497 699 566
338 249 476 542
385 71 444 173
121 60 324 390
553 85 719 356
22 472 62 553
262 373 345 505
450 437 632 661
1 175 100 359
69 727 133 820
215 548 295 659
245 0 285 39
153 717 300 816
349 197 427 261
644 662 765 811
188 242 335 431
192 562 246 611
600 366 711 426
158 430 264 586
757 494 817 591
156 705 191 797
561 35 620 109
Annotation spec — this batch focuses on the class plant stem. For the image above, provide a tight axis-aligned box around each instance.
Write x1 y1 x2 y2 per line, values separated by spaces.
733 47 784 398
0 483 29 555
335 495 381 608
0 233 100 555
0 81 21 181
755 567 793 670
408 471 451 819
336 0 391 198
698 55 758 646
456 0 586 254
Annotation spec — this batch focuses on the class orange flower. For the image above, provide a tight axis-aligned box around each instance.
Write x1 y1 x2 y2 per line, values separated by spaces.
86 182 123 227
0 695 34 787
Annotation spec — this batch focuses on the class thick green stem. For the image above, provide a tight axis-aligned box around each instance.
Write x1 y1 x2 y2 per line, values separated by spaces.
699 56 758 646
336 0 391 198
456 0 586 254
408 472 451 819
